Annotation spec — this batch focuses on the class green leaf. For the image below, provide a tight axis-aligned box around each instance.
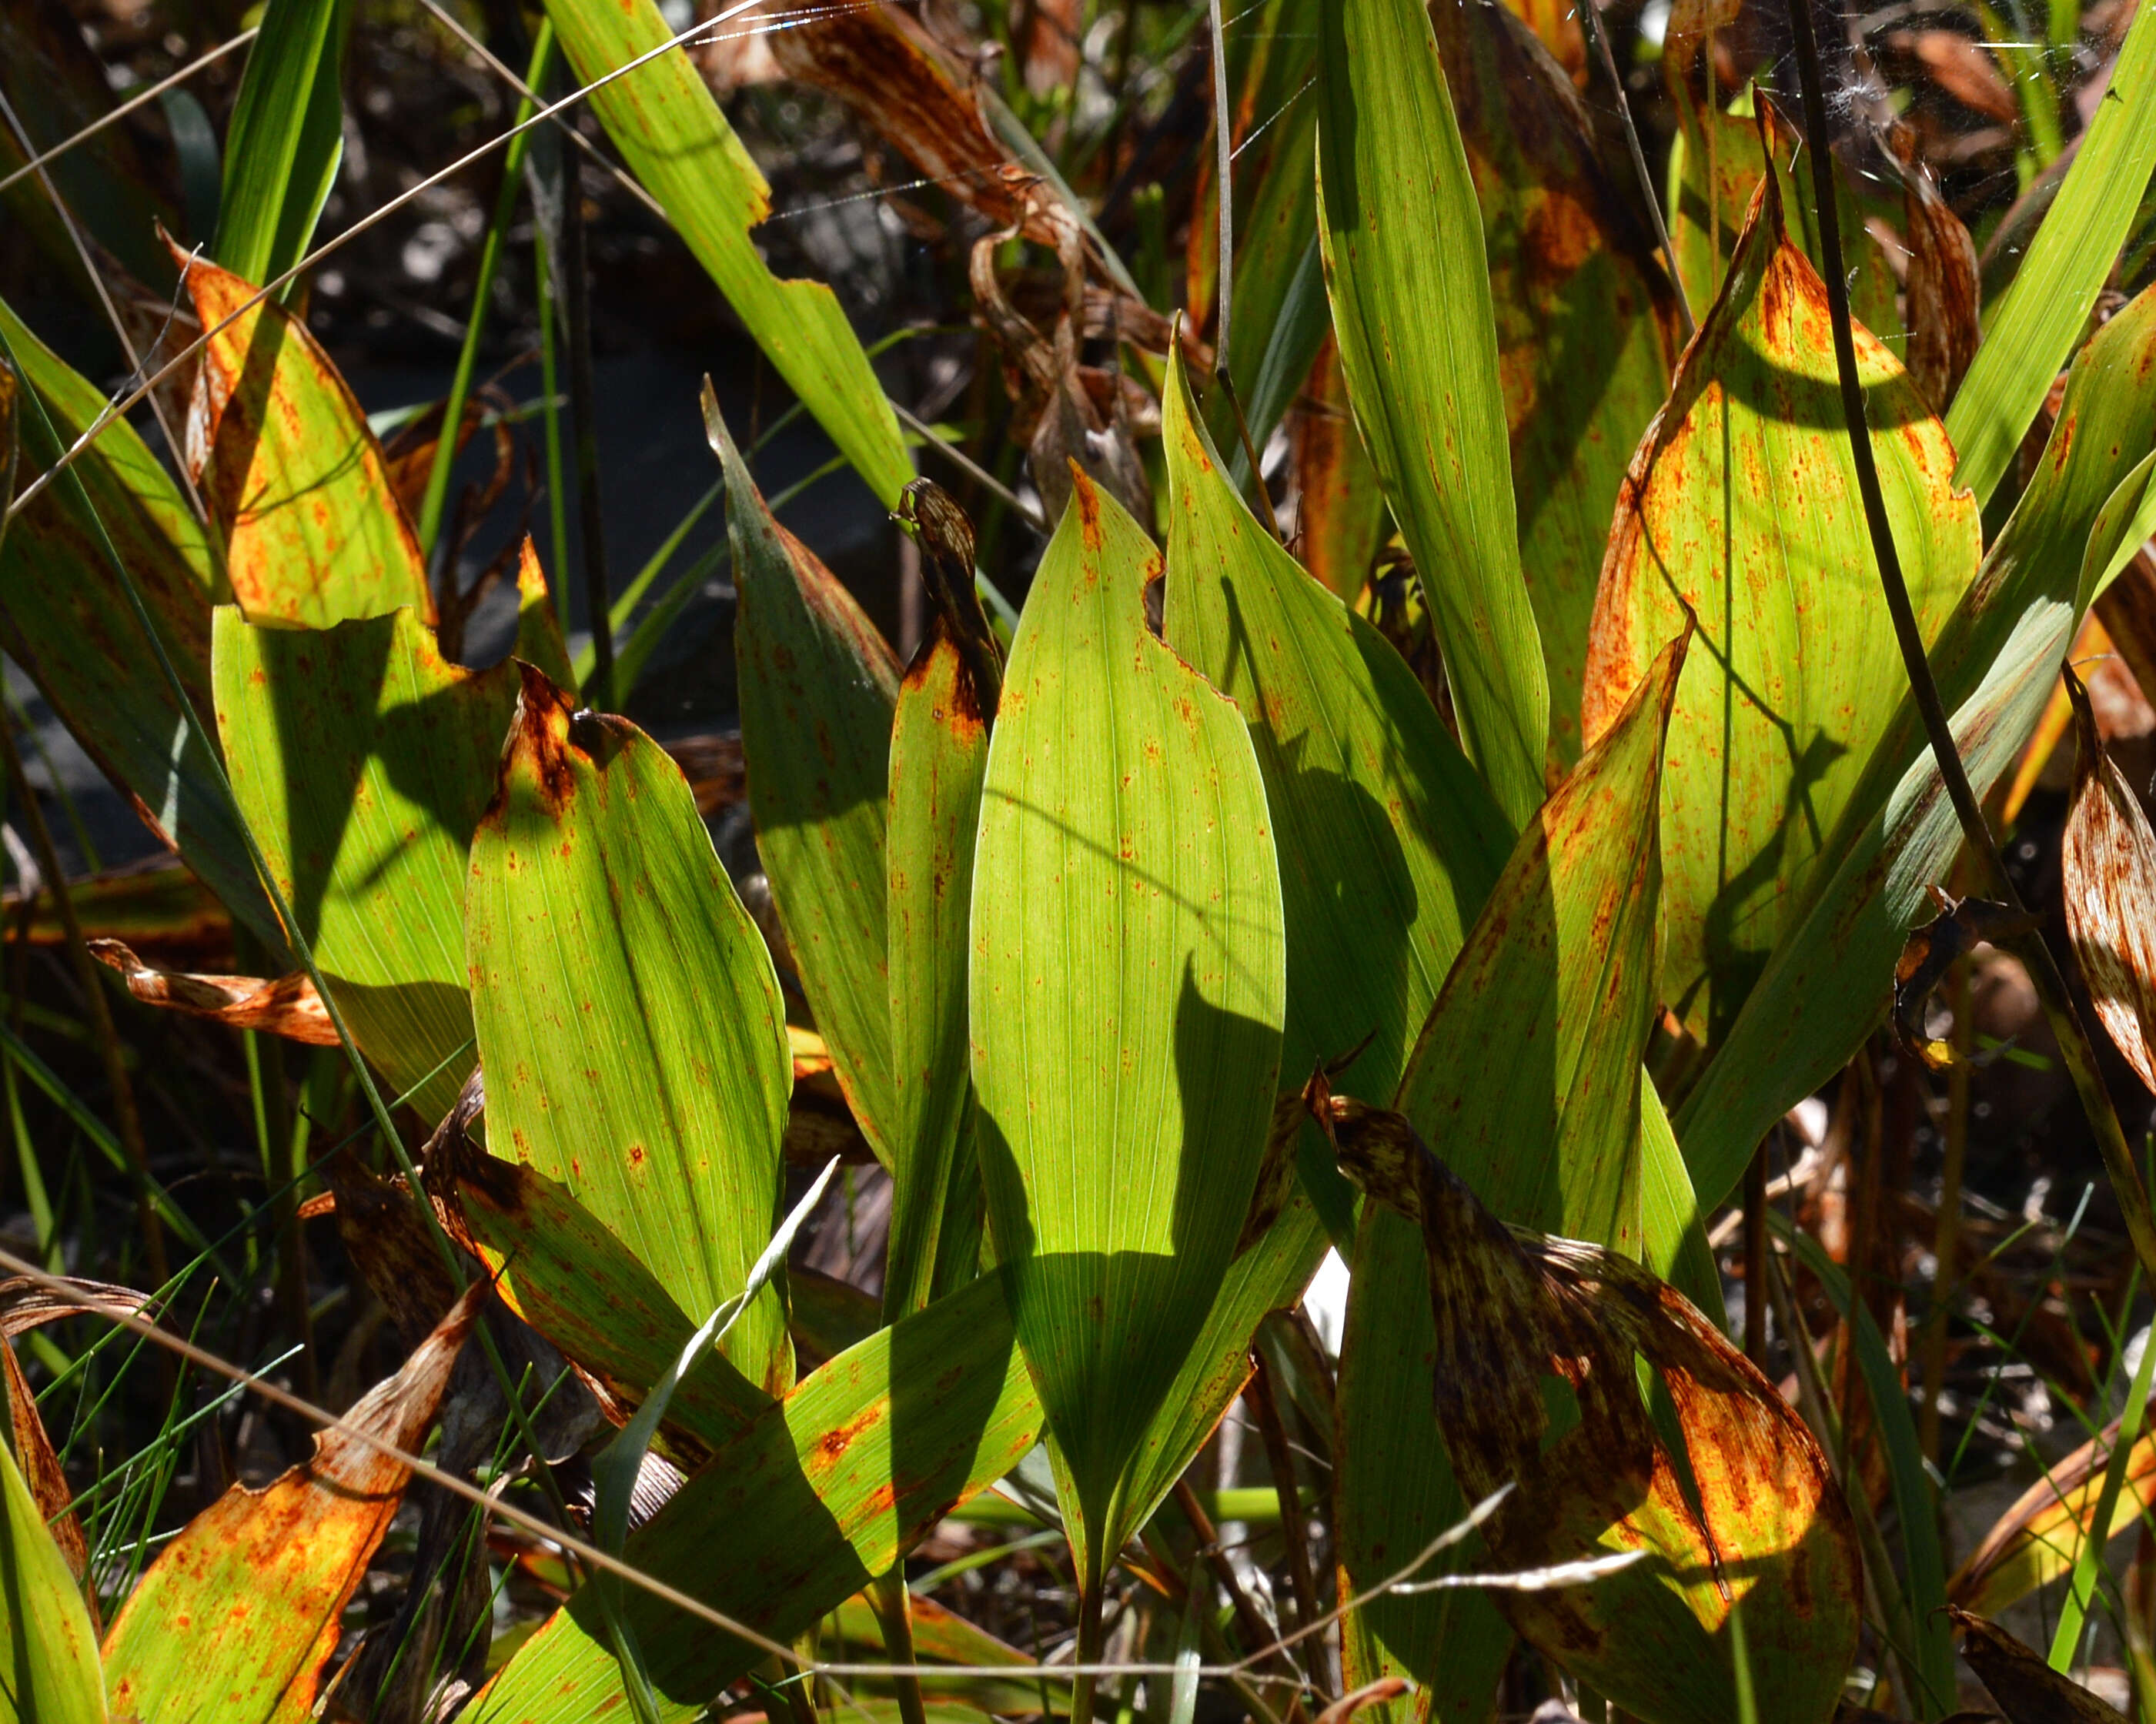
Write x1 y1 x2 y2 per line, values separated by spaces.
1315 0 1549 826
212 600 523 1124
103 1290 480 1724
447 1141 774 1457
0 1378 104 1723
176 249 432 629
884 626 991 1319
970 470 1285 1579
0 301 282 952
1336 621 1690 1724
1161 346 1512 1219
542 0 913 504
714 397 899 1161
466 664 794 1396
1946 0 2156 508
1583 170 1981 1054
1676 282 2156 1210
463 1271 1042 1724
216 0 351 286
1433 0 1683 765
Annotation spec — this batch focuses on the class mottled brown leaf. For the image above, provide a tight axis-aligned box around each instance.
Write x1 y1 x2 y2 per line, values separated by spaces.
2061 664 2156 1092
2 1337 87 1598
1953 1609 2131 1724
1903 155 1983 415
1312 1086 1860 1724
88 937 339 1044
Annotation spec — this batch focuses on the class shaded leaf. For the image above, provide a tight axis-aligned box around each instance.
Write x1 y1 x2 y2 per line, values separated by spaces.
971 469 1284 1579
541 0 912 503
1315 0 1549 825
466 664 794 1395
463 1270 1041 1724
175 247 430 629
1674 282 2156 1211
1432 0 1683 764
713 389 899 1161
1584 169 1981 1052
102 1285 482 1724
214 602 520 1123
215 0 350 286
1316 1094 1862 1724
1951 1417 2156 1618
1891 891 2037 1070
2062 664 2156 1091
1944 0 2156 507
88 937 337 1044
1953 1609 2131 1724
1289 337 1387 606
5 857 232 969
0 298 280 951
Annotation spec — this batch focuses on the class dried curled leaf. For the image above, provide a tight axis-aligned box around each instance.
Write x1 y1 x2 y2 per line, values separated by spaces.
1951 1415 2156 1617
1890 889 2036 1070
1311 1083 1860 1724
88 937 339 1044
1953 1607 2130 1724
2061 665 2156 1093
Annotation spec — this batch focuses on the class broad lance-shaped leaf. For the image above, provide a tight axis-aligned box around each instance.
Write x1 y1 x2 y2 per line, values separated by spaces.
1162 346 1512 1252
971 469 1285 1580
0 1348 104 1723
102 1287 482 1724
463 1271 1042 1724
1338 624 1693 1724
884 513 997 1319
1432 0 1683 765
2063 667 2156 1093
215 0 350 286
467 665 794 1395
714 392 899 1162
1676 281 2156 1212
176 248 431 630
215 555 567 1125
1315 1094 1861 1724
1584 168 1980 1054
1945 0 2156 508
541 0 911 504
1315 0 1549 827
0 299 281 952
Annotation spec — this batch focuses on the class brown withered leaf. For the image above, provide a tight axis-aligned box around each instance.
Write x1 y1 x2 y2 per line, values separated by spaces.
2 1338 88 1600
897 477 1003 718
1898 142 1982 414
102 1285 483 1722
1887 30 2021 125
0 1273 156 1335
1953 1608 2131 1724
1310 1080 1861 1724
1952 1412 2156 1616
1892 887 2037 1069
315 1148 465 1347
2062 664 2156 1092
89 936 341 1044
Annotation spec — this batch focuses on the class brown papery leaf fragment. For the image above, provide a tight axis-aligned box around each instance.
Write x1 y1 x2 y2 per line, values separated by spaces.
1902 151 1982 414
1310 1081 1861 1724
1953 1608 2131 1723
2061 664 2156 1092
89 937 340 1044
102 1285 484 1722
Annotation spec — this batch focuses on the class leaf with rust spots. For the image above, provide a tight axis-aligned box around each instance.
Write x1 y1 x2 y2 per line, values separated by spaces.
465 1271 1041 1724
0 297 286 954
102 1286 483 1724
172 245 431 630
1584 167 1980 1058
971 469 1284 1588
1952 1609 2131 1724
538 0 911 503
437 1130 774 1459
712 387 900 1164
214 603 524 1123
2062 664 2156 1093
1673 282 2156 1224
1315 1094 1860 1724
89 937 339 1044
1335 623 1707 1724
883 615 992 1320
468 660 794 1399
1430 0 1683 765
